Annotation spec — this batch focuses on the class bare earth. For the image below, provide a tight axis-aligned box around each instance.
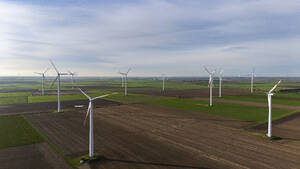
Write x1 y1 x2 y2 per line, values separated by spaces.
0 99 120 115
26 103 300 169
0 142 72 169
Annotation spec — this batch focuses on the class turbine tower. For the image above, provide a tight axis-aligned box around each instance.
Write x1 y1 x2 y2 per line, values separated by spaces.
118 71 124 88
162 73 166 92
266 79 282 138
68 71 77 89
218 69 223 98
79 88 116 157
251 68 255 93
204 66 215 107
50 60 69 113
118 68 131 96
34 68 49 96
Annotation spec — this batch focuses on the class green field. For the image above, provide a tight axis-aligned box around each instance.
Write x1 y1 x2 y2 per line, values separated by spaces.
0 115 44 149
0 76 299 169
105 93 295 124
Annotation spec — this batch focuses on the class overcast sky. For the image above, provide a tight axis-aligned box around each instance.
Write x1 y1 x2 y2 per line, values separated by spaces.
0 0 299 76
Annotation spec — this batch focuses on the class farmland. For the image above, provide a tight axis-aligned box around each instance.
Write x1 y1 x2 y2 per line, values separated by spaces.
0 76 300 169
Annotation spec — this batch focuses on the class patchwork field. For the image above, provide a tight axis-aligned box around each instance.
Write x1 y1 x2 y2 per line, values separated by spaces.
0 77 300 169
25 104 300 169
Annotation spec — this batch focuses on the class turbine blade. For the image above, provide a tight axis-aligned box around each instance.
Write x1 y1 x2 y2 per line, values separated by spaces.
92 92 118 101
83 102 91 126
78 88 91 100
268 79 282 93
34 72 43 75
92 94 110 100
204 66 210 74
44 67 50 74
126 68 131 74
50 76 59 88
60 73 69 75
50 60 59 73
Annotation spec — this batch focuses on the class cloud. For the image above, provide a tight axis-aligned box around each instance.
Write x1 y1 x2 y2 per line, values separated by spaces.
0 0 300 76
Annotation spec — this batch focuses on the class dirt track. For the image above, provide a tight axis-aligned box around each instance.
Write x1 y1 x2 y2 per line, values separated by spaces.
26 104 300 169
0 142 72 169
195 97 300 110
132 88 255 98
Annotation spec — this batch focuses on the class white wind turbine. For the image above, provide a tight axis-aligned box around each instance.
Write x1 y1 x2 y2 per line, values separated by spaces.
34 68 49 96
118 68 131 96
50 60 69 113
250 68 255 93
218 69 223 98
161 73 166 92
68 71 77 89
79 88 116 157
118 73 124 88
266 79 282 138
204 66 215 107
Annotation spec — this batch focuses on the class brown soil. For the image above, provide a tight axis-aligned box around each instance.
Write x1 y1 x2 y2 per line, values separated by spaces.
0 99 120 115
132 88 256 98
26 104 300 169
195 98 300 110
0 142 72 169
253 112 300 141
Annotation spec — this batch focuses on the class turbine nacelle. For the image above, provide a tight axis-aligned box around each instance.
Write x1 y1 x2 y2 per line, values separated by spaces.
204 66 216 87
78 88 117 125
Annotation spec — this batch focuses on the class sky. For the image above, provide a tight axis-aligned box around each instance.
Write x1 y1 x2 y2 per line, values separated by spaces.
0 0 300 77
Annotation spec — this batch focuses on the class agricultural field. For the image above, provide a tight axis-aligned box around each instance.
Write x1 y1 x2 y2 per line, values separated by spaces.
0 76 300 169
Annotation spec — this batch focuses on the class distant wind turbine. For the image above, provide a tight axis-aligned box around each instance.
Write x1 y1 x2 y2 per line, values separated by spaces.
34 68 49 95
204 66 215 107
50 60 69 113
250 68 255 93
118 68 131 96
162 73 166 92
218 69 223 98
68 71 77 89
266 79 282 138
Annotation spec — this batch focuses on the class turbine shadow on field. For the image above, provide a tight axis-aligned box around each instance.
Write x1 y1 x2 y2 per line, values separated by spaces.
279 137 300 142
93 157 210 169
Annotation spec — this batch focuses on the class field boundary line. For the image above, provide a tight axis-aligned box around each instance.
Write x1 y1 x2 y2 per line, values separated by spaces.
195 98 300 110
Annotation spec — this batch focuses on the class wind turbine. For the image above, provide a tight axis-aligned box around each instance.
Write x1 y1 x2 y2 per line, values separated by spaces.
218 69 223 98
118 68 131 96
161 73 166 92
266 79 282 138
68 71 77 89
50 60 69 113
34 68 49 96
204 66 215 107
118 71 124 88
79 88 116 157
250 68 255 93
